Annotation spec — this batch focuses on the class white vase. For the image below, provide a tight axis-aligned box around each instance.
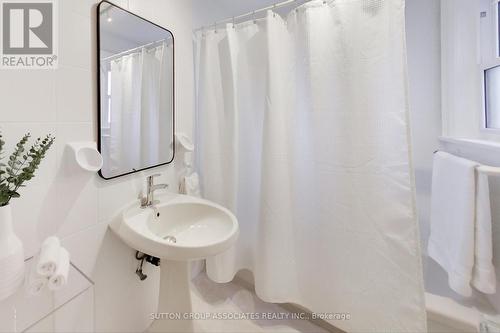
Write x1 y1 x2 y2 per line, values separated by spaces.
0 205 24 301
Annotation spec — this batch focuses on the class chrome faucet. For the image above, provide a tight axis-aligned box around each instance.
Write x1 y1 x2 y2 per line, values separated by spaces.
140 174 168 208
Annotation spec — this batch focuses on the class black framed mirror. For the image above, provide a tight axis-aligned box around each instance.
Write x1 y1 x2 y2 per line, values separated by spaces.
97 1 175 180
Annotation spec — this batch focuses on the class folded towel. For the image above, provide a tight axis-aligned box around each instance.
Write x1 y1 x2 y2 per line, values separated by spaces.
179 172 201 197
37 236 61 277
428 152 496 297
48 248 70 291
25 256 48 296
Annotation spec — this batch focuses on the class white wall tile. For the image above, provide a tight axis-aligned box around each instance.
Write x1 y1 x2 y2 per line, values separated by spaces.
54 163 99 238
104 0 129 10
128 0 155 20
92 230 160 333
60 0 98 18
58 11 92 69
1 0 195 331
61 221 108 278
53 288 94 332
62 221 160 332
56 67 94 123
13 184 58 257
53 123 99 238
96 172 145 224
0 71 56 123
25 315 55 333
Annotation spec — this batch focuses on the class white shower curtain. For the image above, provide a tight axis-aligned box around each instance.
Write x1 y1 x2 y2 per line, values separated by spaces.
194 0 426 331
104 41 173 176
109 53 142 174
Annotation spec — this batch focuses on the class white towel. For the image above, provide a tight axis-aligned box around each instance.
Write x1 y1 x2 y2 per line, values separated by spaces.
37 236 61 277
428 152 496 297
25 257 48 296
48 248 70 291
482 315 500 332
472 172 496 294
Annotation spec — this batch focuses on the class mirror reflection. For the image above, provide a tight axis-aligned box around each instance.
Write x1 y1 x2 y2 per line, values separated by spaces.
98 1 174 180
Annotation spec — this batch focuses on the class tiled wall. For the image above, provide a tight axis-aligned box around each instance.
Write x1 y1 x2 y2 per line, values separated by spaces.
0 0 194 331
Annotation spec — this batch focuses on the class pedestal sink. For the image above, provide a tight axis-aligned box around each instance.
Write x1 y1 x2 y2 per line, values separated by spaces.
110 193 239 332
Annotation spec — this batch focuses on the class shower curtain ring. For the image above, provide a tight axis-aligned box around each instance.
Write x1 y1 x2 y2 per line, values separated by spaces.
232 16 235 29
253 11 257 24
273 4 277 17
213 22 217 33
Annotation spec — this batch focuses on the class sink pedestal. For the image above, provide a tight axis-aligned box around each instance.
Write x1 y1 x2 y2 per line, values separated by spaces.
149 260 194 333
112 195 238 332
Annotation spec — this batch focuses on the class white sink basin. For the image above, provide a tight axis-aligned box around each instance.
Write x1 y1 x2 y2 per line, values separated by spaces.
110 193 239 332
115 195 238 260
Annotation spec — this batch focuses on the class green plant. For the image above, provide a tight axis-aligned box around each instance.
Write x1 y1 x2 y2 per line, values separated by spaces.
0 132 55 207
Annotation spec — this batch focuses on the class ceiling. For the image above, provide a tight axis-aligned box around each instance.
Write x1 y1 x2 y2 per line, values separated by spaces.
100 3 172 56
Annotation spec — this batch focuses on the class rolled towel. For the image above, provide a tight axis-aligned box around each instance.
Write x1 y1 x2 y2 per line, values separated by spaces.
48 248 70 291
25 257 48 296
37 236 61 277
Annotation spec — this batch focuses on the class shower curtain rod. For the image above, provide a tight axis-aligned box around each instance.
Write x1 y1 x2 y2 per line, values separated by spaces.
193 0 329 32
101 38 170 62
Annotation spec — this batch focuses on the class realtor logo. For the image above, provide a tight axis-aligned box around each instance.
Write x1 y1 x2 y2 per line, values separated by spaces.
1 0 58 69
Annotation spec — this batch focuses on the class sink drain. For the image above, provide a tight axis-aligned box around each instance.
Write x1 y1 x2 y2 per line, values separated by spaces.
163 235 177 243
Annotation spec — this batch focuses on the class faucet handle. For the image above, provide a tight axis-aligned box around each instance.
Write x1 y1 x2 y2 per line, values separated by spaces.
147 174 162 185
138 190 148 207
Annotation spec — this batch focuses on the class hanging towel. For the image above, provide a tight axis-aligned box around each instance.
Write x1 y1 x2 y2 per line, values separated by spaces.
428 152 496 297
472 172 496 294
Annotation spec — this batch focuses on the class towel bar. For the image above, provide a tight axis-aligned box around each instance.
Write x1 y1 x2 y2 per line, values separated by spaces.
477 165 500 176
433 151 500 176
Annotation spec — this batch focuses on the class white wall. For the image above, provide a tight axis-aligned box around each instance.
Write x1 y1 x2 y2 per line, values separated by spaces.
0 0 193 331
193 0 276 28
405 0 442 254
193 0 321 29
440 0 500 142
441 0 482 140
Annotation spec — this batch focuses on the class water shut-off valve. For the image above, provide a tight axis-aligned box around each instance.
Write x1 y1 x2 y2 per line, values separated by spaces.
135 251 160 281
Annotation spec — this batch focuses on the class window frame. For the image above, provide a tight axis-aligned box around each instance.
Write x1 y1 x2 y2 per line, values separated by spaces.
479 0 500 135
482 63 500 133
